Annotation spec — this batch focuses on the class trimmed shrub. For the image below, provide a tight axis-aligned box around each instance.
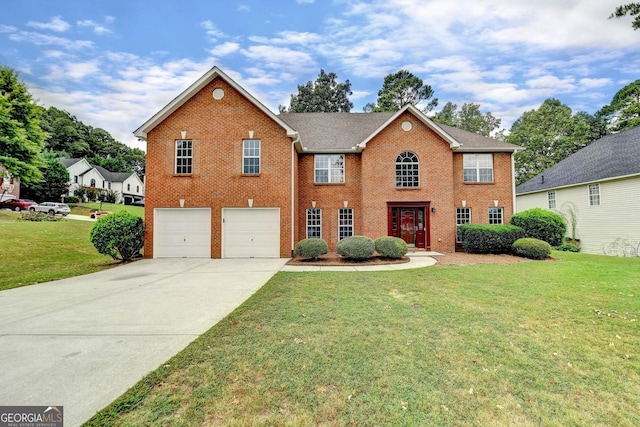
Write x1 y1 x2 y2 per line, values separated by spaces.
375 236 408 259
512 238 552 260
295 238 328 259
90 211 144 261
459 224 525 254
336 235 375 260
556 242 581 252
510 208 567 247
64 196 80 204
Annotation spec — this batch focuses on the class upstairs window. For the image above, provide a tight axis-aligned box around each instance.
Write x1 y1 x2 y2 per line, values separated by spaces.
175 140 193 174
315 154 344 183
243 139 261 174
396 151 419 188
90 178 96 188
589 183 600 206
127 184 131 191
548 191 556 209
463 154 493 182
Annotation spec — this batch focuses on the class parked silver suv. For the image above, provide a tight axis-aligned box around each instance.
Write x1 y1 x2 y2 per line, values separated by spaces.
29 202 71 216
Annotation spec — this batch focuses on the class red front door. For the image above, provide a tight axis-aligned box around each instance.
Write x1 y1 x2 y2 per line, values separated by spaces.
400 209 415 245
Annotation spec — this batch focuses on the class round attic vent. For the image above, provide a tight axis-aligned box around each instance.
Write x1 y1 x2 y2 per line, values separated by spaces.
401 121 413 131
212 88 225 100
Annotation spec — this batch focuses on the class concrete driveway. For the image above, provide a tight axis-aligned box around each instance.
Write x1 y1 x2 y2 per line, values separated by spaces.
0 258 287 427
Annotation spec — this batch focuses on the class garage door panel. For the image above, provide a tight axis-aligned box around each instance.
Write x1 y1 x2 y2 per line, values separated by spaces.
222 208 280 258
154 208 211 258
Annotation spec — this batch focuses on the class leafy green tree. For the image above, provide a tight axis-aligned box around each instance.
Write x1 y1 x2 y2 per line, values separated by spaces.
597 79 640 132
367 70 438 113
280 69 353 113
508 99 592 185
610 3 640 29
0 67 46 184
21 153 70 202
433 102 502 137
39 106 91 157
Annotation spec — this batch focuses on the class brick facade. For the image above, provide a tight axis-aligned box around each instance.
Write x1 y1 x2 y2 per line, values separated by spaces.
137 67 519 258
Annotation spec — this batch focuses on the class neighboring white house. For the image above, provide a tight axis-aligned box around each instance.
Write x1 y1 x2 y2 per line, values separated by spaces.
59 158 145 204
516 126 640 256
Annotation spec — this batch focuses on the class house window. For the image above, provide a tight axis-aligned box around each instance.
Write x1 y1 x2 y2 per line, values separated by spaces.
456 207 471 243
463 154 493 182
548 191 556 209
74 175 78 183
589 183 600 206
489 207 503 224
136 185 140 193
175 140 193 174
315 155 344 183
127 184 131 191
338 208 354 240
306 208 322 238
90 178 96 188
243 139 260 174
395 151 419 188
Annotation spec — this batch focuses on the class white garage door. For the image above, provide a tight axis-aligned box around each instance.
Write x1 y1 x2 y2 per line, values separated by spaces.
222 208 280 258
154 208 211 258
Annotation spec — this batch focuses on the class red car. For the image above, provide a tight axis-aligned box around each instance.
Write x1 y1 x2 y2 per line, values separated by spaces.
0 198 38 211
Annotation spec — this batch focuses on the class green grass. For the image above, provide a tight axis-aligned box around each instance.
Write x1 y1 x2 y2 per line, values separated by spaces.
0 211 119 290
70 202 144 218
86 252 640 426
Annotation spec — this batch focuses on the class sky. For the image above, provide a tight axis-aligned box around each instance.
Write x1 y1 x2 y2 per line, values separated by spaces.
1 0 638 151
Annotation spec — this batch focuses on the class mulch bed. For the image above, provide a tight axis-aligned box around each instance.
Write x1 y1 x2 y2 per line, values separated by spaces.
286 251 534 266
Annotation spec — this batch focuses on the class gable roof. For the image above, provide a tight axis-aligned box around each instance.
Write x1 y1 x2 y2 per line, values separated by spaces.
134 66 298 142
279 105 520 153
516 125 640 194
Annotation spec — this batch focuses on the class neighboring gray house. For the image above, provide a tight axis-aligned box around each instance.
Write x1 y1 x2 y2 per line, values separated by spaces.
60 158 145 204
516 126 640 256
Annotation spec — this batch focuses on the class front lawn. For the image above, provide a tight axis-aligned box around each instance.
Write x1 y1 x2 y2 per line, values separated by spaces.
0 211 118 290
70 202 144 218
86 252 640 426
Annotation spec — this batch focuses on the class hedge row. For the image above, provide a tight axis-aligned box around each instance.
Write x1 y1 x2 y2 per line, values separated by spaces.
295 236 408 260
459 224 525 254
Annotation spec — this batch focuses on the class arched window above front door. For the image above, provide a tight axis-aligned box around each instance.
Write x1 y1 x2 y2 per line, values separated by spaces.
396 151 419 188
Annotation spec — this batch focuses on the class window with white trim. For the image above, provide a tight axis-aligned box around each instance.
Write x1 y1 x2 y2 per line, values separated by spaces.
243 139 260 174
306 208 322 238
488 207 503 224
396 151 419 188
463 154 493 182
175 140 193 174
548 191 556 209
315 154 344 183
338 208 353 240
456 207 471 243
127 183 131 191
589 183 600 206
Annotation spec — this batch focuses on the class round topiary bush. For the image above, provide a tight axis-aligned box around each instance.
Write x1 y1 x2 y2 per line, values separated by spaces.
510 208 567 247
336 235 375 260
294 238 328 259
374 236 408 259
512 237 552 260
90 211 144 261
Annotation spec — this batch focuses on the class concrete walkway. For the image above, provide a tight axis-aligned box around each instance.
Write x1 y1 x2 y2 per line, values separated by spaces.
0 258 287 427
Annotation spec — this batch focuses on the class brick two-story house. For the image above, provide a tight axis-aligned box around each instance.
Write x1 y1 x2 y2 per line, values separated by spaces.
135 67 521 258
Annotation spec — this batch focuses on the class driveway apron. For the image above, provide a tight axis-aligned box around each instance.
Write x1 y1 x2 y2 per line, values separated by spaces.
0 258 287 427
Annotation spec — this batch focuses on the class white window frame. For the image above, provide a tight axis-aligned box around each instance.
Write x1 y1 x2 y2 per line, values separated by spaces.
588 183 600 206
306 208 322 239
242 139 261 174
396 151 420 188
548 191 556 209
463 154 493 182
175 139 193 174
456 207 471 243
338 208 354 240
315 154 344 183
488 207 503 224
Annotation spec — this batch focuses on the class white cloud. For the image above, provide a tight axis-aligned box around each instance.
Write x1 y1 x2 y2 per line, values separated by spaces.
237 4 250 12
9 31 93 50
0 25 17 33
201 20 225 41
77 20 112 35
296 0 315 3
26 16 70 32
210 42 241 57
240 45 316 73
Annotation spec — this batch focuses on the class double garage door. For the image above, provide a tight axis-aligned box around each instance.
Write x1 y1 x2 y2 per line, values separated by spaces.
153 208 280 258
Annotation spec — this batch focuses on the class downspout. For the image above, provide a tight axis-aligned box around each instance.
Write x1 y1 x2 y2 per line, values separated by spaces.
290 133 300 258
511 152 517 215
